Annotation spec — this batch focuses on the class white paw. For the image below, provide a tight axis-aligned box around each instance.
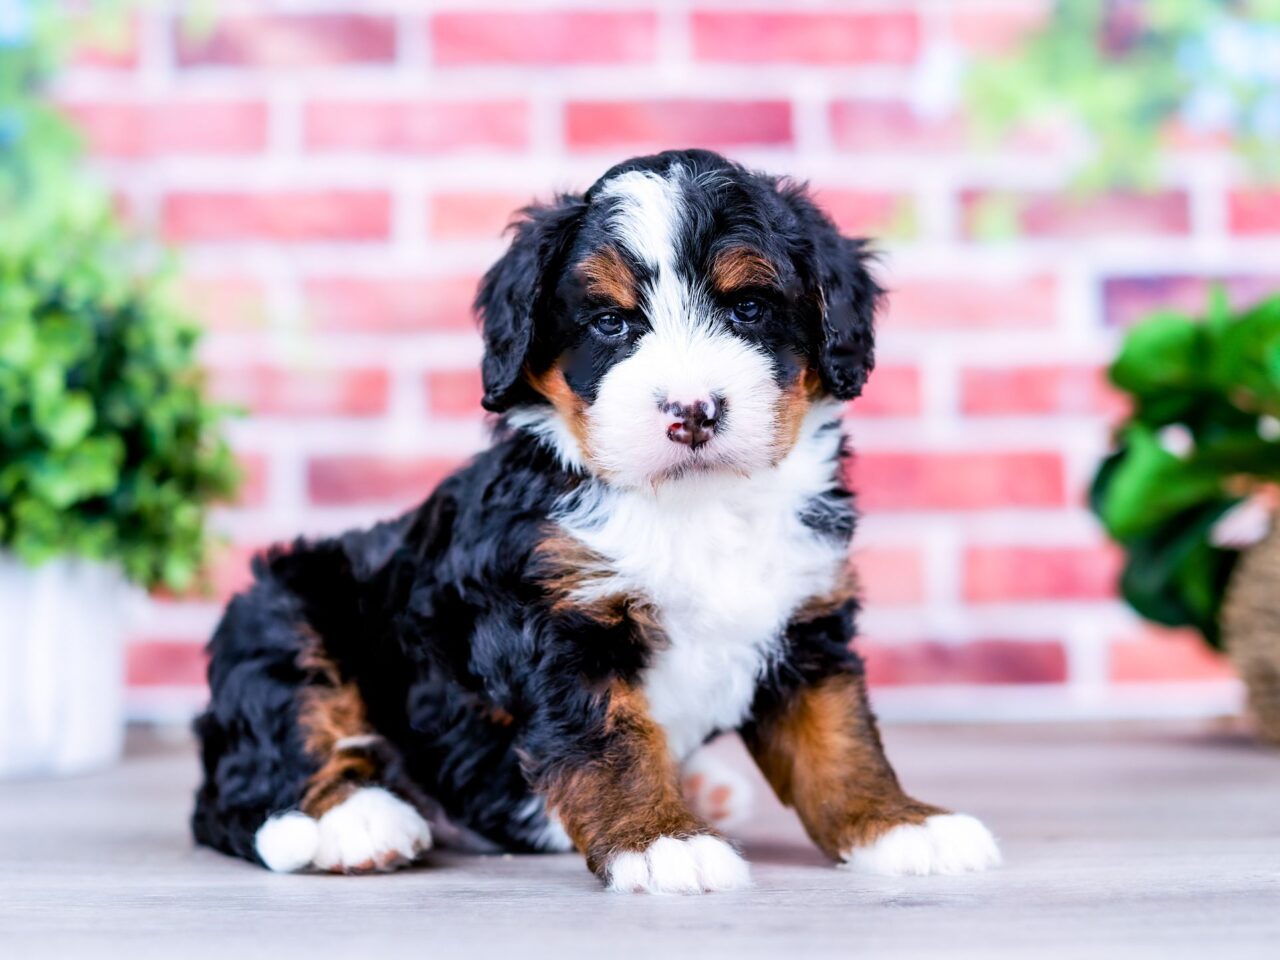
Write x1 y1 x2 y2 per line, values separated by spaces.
606 835 752 895
313 787 433 874
842 813 1001 876
255 811 320 873
681 752 754 829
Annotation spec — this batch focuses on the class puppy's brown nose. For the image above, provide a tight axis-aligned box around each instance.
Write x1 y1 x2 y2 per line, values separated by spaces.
661 396 720 449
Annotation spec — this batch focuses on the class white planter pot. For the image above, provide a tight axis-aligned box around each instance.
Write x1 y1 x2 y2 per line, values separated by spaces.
0 555 137 778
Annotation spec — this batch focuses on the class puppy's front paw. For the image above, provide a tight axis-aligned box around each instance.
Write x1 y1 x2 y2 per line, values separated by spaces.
313 786 433 874
606 835 752 894
842 813 1001 876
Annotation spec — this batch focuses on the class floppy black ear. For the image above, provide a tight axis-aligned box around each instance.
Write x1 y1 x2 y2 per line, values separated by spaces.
785 188 882 401
475 193 586 413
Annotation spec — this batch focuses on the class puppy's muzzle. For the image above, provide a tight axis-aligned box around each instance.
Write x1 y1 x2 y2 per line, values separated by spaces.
661 395 722 449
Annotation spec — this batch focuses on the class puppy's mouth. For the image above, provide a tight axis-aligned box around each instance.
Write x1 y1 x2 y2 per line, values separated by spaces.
648 439 754 485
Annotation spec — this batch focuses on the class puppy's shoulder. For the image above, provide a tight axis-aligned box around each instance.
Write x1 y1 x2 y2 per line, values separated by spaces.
403 426 579 576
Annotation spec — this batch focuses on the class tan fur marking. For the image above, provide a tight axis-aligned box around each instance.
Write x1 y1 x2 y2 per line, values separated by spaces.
771 368 825 462
528 366 594 460
578 246 637 309
544 683 709 875
536 531 665 639
296 638 383 817
793 563 860 622
745 674 942 860
711 247 779 293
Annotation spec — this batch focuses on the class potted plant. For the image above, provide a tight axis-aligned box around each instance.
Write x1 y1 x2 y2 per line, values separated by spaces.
1091 292 1280 743
0 2 238 776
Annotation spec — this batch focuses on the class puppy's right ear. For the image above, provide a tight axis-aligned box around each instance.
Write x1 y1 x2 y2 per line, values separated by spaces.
475 193 586 413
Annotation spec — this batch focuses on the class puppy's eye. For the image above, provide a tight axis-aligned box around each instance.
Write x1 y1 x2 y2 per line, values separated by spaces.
590 312 629 339
729 297 766 324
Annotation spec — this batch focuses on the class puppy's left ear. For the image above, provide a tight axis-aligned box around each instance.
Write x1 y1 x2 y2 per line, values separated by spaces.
475 193 586 413
786 188 883 401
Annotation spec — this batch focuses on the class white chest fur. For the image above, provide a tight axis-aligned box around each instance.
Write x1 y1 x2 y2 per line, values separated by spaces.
553 414 848 760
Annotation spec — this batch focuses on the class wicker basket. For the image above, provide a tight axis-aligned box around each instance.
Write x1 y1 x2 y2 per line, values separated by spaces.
1222 520 1280 745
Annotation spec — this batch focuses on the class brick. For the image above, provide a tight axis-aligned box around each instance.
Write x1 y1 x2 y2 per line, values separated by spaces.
1110 628 1235 683
852 548 924 607
126 640 207 687
949 3 1052 55
432 12 657 65
175 276 268 331
430 192 529 240
305 100 528 153
885 275 1057 330
963 544 1121 603
162 191 391 243
211 366 389 417
426 369 484 418
208 543 261 601
175 15 396 68
1228 190 1280 234
692 12 919 64
308 456 462 506
159 541 262 604
852 452 1066 511
303 276 480 333
63 100 267 157
1102 274 1280 328
812 189 915 238
850 365 921 417
233 452 269 509
566 100 792 151
863 639 1068 686
960 365 1125 417
829 99 962 151
961 190 1191 239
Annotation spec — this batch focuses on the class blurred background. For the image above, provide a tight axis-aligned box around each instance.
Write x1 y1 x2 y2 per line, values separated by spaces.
8 0 1280 742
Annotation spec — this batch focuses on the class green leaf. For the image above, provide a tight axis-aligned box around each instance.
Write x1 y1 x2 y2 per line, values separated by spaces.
0 315 36 365
1110 312 1208 399
1209 302 1280 411
32 390 95 449
25 436 124 508
1098 425 1224 538
1117 500 1241 649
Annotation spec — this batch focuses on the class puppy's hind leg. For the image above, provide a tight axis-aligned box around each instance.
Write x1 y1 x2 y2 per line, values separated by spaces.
263 658 432 875
193 575 432 875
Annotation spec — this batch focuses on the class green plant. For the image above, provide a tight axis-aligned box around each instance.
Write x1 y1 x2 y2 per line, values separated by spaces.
0 1 238 590
1091 292 1280 647
968 0 1280 190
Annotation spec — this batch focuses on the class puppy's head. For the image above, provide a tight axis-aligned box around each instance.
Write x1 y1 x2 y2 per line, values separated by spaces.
476 149 880 488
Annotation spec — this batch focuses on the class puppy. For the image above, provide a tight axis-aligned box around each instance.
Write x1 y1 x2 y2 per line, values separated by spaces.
192 149 1000 892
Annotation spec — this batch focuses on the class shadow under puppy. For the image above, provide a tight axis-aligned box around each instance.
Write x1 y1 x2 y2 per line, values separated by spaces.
192 149 1000 892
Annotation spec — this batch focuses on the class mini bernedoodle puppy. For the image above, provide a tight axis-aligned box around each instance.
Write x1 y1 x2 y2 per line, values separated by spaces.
192 149 1001 893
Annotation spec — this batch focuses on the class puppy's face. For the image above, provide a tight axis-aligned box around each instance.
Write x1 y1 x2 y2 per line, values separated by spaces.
477 150 880 488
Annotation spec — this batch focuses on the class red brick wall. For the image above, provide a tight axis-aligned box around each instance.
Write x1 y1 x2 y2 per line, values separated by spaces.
61 1 1255 723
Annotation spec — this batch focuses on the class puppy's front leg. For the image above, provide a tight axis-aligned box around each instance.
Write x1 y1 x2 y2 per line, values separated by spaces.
540 681 751 894
744 670 1000 876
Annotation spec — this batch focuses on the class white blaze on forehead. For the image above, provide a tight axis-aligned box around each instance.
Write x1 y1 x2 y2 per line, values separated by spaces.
595 166 697 337
596 167 683 271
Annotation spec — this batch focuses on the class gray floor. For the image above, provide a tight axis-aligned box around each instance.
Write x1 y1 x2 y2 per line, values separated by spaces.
2 722 1278 960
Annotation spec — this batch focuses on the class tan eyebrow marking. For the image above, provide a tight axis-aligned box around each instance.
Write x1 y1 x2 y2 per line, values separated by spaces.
711 247 779 293
577 246 638 310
